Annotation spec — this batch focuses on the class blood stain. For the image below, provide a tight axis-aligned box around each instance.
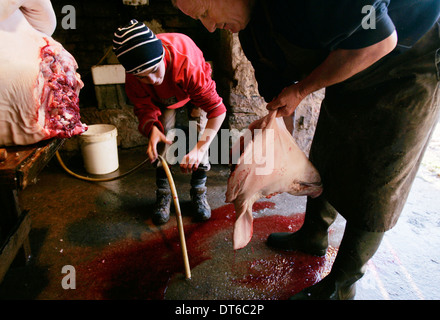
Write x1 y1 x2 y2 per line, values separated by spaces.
67 201 337 300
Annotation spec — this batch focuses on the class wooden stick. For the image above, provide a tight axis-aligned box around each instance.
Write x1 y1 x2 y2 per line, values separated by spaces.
158 155 191 280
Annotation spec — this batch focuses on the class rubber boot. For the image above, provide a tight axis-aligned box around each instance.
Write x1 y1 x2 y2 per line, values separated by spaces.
290 223 385 300
152 168 171 225
267 196 338 256
190 171 211 221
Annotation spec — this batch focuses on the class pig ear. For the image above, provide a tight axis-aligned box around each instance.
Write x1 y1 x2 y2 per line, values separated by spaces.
233 202 254 250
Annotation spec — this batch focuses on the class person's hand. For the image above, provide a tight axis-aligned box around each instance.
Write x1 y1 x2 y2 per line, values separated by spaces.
266 83 306 117
180 147 205 174
147 125 172 163
180 146 206 173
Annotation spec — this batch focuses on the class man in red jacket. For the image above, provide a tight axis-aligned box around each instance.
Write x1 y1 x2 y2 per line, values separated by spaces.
113 20 226 225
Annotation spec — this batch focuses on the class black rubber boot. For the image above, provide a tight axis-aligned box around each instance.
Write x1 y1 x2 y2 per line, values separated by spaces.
290 223 385 300
152 168 171 225
267 196 338 256
190 170 211 221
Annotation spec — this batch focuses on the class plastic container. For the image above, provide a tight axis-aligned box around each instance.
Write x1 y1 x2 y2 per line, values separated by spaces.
80 124 119 175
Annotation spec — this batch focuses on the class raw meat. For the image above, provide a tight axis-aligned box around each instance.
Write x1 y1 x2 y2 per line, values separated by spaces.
38 39 85 139
225 111 323 250
0 0 86 146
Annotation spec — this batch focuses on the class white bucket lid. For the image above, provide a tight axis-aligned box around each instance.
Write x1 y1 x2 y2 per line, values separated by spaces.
80 124 118 143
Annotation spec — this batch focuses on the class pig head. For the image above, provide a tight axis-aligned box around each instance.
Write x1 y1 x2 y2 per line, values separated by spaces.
225 111 323 250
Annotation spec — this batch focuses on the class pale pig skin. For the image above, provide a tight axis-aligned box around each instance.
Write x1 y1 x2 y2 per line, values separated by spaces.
226 111 322 250
0 0 86 146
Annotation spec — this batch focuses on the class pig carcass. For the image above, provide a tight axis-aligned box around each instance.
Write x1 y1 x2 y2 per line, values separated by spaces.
0 0 86 146
226 111 323 250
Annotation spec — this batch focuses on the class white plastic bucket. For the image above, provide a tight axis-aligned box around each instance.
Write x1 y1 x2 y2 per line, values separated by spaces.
80 124 119 175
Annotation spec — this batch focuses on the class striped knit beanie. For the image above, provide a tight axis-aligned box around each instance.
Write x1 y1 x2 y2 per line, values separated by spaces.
113 19 164 74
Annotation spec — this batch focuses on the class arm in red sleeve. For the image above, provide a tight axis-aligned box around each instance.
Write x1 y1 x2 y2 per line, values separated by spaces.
182 60 227 119
125 74 164 137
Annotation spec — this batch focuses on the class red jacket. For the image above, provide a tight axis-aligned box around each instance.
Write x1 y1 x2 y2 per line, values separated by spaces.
125 33 226 137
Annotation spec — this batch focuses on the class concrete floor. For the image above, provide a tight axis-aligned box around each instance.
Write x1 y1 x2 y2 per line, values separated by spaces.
0 123 439 300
